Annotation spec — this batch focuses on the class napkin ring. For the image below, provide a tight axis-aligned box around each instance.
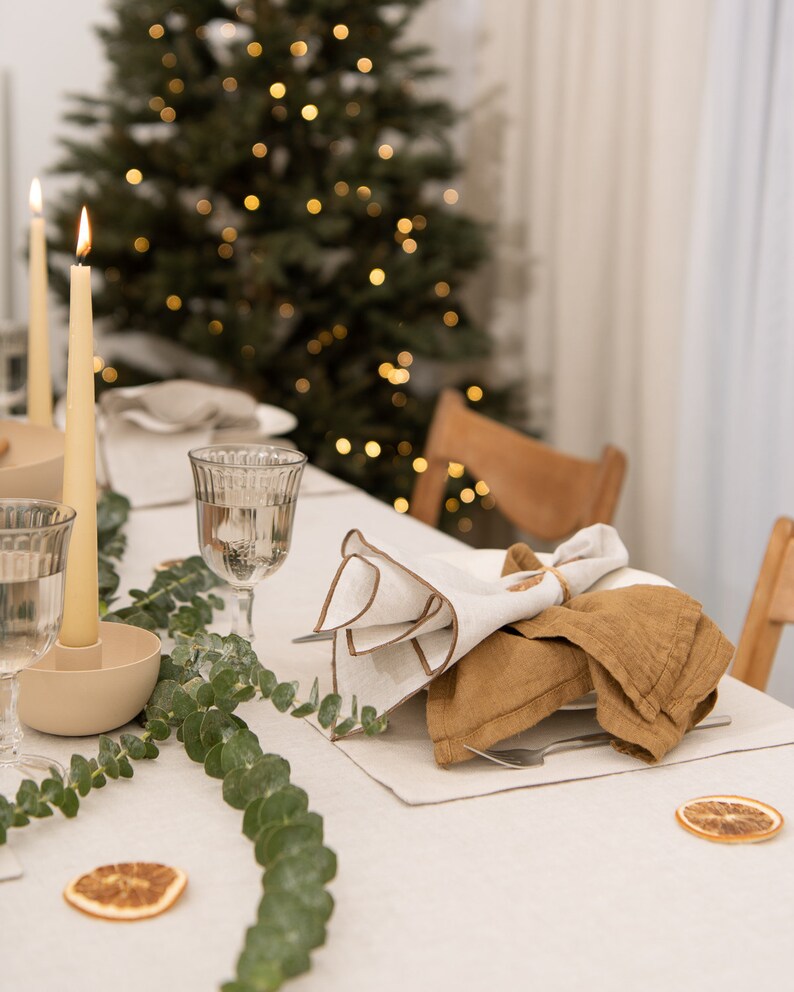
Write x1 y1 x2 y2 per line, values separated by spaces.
508 565 571 603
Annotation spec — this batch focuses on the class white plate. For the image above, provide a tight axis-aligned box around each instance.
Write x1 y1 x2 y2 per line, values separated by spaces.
558 691 597 711
211 404 298 442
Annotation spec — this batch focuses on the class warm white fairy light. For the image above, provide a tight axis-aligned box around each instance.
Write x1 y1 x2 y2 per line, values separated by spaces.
369 268 385 286
270 82 286 98
413 457 428 473
333 24 349 39
394 497 409 514
306 198 322 214
166 294 182 311
126 168 143 184
466 385 483 401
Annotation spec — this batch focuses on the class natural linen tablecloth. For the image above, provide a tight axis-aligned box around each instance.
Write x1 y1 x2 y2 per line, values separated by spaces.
315 523 629 718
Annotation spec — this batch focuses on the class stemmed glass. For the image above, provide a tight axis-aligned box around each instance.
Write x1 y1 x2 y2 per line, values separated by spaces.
188 444 306 641
0 499 75 788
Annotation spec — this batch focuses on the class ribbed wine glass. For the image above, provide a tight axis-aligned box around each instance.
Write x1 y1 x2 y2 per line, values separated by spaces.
188 444 306 641
0 499 75 788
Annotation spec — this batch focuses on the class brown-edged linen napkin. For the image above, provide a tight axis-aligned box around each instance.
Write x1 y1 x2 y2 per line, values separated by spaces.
427 544 735 767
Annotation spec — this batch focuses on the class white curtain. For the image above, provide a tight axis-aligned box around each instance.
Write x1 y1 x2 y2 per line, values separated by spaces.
461 0 712 577
673 0 794 702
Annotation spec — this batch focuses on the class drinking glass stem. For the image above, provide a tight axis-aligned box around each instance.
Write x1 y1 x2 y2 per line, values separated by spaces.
0 673 23 764
231 587 255 641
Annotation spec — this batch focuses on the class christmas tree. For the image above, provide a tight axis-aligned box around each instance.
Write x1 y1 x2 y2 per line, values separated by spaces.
48 0 491 507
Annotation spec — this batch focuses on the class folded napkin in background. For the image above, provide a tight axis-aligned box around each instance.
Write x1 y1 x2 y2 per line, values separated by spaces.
315 524 629 722
99 380 259 507
427 543 735 766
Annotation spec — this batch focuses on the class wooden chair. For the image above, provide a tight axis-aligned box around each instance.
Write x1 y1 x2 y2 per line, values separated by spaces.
732 517 794 690
409 389 627 542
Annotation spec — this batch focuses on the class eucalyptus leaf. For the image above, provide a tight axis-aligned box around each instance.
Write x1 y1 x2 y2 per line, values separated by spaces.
120 733 148 760
256 890 327 949
258 669 278 698
262 820 324 864
221 730 264 774
200 708 239 748
182 711 210 763
146 718 170 741
204 742 226 780
317 694 341 729
265 847 337 891
258 786 309 829
69 755 92 797
240 756 291 805
290 702 318 719
271 682 298 712
60 787 79 818
171 685 198 719
196 682 215 708
42 778 66 806
242 798 268 841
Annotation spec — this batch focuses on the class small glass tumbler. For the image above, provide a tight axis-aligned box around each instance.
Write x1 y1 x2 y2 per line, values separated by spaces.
188 444 307 641
0 499 75 788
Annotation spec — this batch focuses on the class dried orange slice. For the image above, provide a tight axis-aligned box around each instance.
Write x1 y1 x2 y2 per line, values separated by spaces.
675 795 783 844
63 862 187 920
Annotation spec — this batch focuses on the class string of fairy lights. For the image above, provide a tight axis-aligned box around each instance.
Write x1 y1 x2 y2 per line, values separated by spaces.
94 8 492 533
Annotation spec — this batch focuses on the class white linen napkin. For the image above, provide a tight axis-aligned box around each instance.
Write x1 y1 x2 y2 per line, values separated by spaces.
315 523 629 719
98 380 259 507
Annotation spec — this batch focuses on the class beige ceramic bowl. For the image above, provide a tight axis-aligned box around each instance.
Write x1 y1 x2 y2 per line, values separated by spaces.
19 622 161 737
0 419 65 500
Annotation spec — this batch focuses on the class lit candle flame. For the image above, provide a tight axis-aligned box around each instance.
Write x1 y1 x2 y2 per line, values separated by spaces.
76 207 91 263
29 177 43 215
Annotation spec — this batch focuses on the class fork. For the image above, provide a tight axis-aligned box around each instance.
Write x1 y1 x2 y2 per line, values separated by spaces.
463 713 732 768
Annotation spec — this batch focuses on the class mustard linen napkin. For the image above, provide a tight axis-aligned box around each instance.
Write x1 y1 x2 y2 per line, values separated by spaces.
315 524 629 722
427 544 735 766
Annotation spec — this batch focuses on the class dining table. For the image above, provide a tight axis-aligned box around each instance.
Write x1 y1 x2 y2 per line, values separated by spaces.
2 463 794 992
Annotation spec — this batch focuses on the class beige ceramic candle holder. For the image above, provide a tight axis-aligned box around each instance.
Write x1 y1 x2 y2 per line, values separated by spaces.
0 419 65 500
19 621 161 737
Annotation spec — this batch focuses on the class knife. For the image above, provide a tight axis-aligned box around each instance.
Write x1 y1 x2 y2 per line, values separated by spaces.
291 631 334 643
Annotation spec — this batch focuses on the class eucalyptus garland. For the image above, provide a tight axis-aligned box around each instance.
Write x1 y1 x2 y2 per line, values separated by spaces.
0 492 387 992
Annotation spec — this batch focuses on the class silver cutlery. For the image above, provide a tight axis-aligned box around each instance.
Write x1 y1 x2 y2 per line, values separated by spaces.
463 713 732 768
291 630 334 643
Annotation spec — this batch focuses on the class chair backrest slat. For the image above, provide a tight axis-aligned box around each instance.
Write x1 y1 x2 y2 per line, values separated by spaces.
409 389 627 542
732 517 794 690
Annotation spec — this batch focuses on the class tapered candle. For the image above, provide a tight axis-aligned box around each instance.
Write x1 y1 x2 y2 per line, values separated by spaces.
27 178 52 426
59 207 99 648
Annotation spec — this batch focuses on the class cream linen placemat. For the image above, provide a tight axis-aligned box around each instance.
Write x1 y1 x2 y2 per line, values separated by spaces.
329 676 794 805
